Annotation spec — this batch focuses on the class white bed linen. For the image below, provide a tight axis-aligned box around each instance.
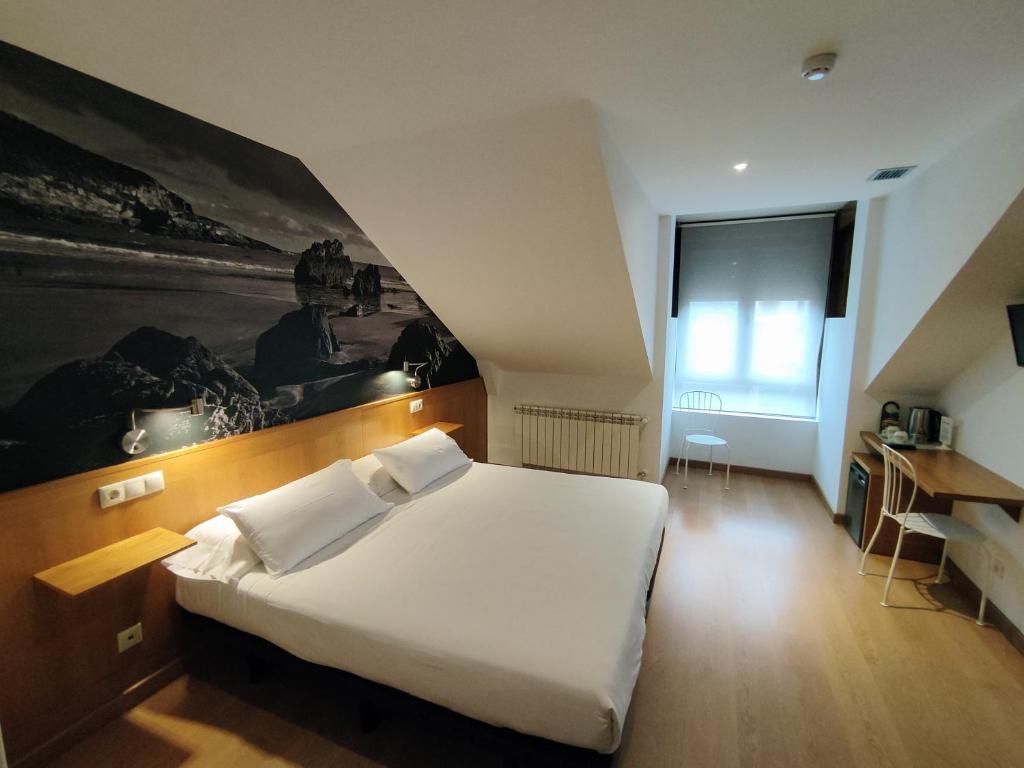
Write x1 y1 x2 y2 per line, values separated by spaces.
175 462 667 753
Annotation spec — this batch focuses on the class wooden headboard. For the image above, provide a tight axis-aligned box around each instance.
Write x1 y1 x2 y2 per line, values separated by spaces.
0 377 486 766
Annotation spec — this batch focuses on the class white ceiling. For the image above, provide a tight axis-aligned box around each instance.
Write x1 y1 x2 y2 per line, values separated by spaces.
2 0 1023 217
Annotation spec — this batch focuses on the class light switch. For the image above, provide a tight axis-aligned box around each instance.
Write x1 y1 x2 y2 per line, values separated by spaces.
410 398 423 413
124 478 146 499
144 470 165 494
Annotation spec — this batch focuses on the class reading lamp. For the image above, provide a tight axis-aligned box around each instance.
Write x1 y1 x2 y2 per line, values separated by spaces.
403 360 428 388
121 394 207 455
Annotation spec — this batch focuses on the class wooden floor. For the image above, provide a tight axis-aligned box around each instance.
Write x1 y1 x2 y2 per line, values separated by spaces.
50 470 1024 767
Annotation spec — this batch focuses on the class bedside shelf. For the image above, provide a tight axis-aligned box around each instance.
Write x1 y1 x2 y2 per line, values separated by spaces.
34 527 195 597
411 421 464 436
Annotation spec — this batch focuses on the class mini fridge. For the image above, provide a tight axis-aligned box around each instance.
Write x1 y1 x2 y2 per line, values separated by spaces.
844 461 868 547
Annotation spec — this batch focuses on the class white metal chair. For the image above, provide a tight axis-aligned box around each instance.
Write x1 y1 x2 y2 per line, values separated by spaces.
859 444 991 625
674 390 730 490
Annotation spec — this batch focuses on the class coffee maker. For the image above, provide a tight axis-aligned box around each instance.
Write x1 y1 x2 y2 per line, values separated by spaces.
907 407 942 444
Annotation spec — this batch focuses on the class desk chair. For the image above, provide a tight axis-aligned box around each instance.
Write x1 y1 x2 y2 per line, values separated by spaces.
674 390 730 490
859 444 991 625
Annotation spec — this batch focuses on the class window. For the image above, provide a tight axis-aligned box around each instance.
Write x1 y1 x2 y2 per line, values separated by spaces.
673 216 834 419
683 301 738 378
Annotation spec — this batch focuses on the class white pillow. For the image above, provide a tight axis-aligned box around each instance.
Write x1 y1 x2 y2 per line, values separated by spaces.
351 454 401 497
218 459 392 578
372 428 471 494
162 514 261 583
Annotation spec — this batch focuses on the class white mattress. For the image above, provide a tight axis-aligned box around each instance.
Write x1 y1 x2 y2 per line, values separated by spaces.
176 462 668 752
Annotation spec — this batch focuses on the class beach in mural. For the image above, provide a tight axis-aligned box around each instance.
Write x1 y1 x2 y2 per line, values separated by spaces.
0 42 477 490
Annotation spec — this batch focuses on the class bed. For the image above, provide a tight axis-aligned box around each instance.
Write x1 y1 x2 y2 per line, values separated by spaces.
171 461 668 754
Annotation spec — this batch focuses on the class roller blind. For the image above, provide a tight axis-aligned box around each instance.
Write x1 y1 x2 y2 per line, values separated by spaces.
674 215 834 419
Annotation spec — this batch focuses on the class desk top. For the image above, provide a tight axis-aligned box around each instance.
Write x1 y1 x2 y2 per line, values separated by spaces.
860 431 1024 520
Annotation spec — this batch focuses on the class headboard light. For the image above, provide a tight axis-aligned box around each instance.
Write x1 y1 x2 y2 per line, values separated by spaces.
120 394 207 455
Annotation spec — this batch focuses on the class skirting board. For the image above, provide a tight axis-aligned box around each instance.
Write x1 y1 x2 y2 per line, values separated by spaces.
945 559 1024 657
665 459 843 521
666 457 812 483
11 658 184 768
809 476 843 523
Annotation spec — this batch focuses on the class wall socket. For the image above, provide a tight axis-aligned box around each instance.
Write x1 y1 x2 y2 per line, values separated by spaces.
117 622 143 653
993 559 1006 580
409 398 423 413
98 470 165 508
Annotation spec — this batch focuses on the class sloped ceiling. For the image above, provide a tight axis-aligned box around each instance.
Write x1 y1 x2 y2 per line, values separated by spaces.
868 189 1024 396
4 1 1024 381
305 100 653 377
3 1 1024 216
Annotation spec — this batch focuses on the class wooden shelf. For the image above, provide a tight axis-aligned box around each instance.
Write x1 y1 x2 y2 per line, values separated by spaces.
411 421 464 436
34 527 195 597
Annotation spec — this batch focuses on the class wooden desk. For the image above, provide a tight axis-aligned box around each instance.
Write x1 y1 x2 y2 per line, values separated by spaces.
850 451 946 562
859 431 1024 521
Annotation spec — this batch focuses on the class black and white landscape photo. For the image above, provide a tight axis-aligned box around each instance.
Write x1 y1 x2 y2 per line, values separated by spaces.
0 42 477 491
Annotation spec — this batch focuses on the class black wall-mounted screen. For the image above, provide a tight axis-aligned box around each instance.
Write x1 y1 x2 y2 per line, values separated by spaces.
1009 304 1024 367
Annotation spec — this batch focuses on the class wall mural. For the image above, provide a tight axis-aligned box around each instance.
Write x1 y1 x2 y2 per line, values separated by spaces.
0 42 477 491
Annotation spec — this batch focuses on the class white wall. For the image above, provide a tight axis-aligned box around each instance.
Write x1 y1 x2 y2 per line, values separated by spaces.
669 411 816 475
481 210 674 482
812 197 910 514
601 124 659 368
814 200 873 508
482 365 665 480
937 333 1024 629
865 99 1024 385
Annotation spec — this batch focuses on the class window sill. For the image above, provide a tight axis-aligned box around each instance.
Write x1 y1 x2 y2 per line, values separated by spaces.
672 408 817 424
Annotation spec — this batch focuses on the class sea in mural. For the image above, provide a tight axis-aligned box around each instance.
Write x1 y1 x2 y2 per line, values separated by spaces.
0 42 477 491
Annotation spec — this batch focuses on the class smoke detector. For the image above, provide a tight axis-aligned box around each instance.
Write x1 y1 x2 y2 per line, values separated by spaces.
801 52 837 81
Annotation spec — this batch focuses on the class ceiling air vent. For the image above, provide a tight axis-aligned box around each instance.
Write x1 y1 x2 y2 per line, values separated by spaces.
867 166 917 181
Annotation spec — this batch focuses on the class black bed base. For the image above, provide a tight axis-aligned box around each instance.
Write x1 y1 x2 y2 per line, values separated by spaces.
183 612 613 768
180 528 665 767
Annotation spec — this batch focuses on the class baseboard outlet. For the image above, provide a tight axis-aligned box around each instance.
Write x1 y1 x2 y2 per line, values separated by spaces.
12 658 184 768
666 457 812 483
945 559 1024 657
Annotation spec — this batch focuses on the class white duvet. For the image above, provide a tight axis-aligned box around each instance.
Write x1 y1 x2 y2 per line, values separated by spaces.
175 462 668 753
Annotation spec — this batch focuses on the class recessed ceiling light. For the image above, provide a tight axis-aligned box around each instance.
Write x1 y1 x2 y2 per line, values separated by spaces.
801 52 837 81
733 162 749 172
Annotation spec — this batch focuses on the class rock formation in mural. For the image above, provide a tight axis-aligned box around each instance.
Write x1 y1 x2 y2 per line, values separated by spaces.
294 239 353 288
0 42 477 491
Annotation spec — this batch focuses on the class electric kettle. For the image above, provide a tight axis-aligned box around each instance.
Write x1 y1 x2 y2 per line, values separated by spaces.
907 407 941 444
